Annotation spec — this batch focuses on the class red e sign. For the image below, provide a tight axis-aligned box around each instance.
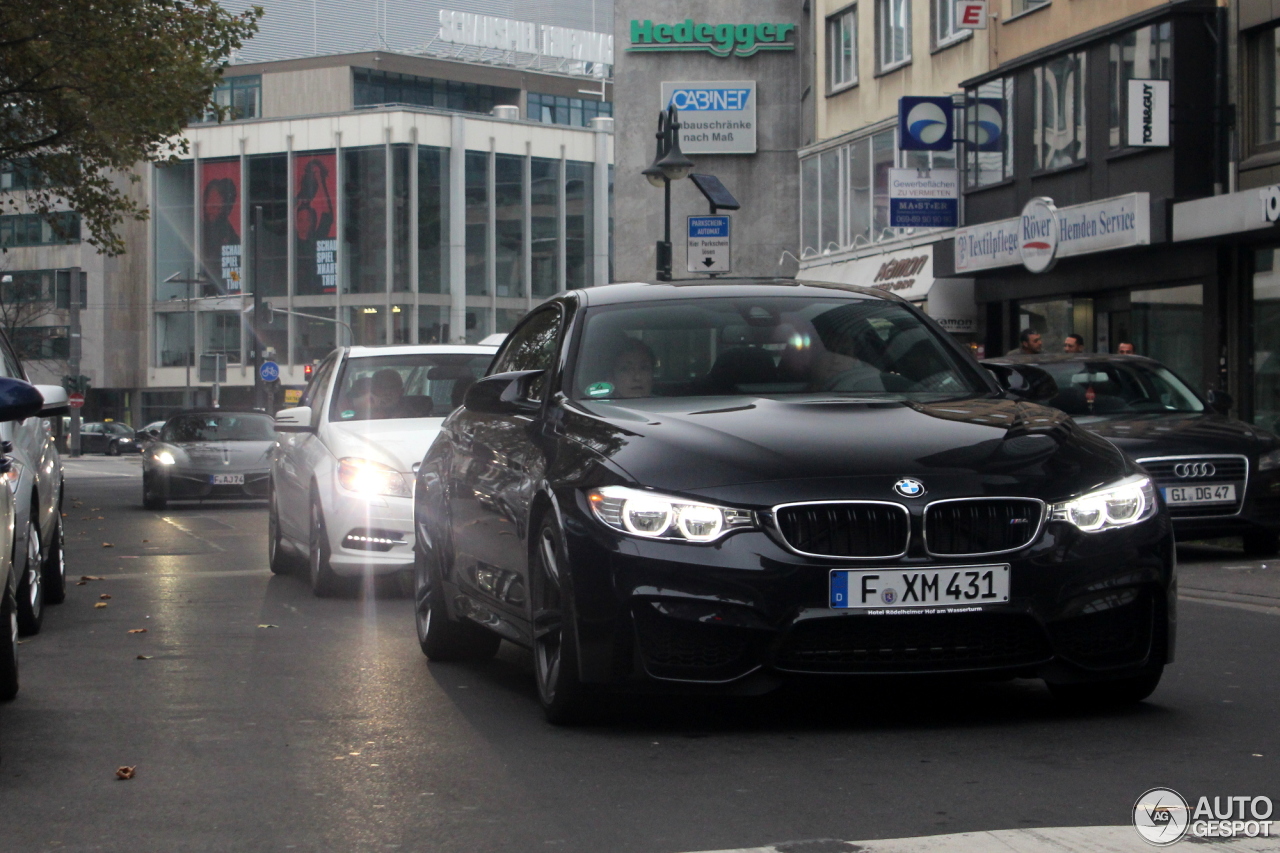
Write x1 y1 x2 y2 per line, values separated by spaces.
956 0 988 29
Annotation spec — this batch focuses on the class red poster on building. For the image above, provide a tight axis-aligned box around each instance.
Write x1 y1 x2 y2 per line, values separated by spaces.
200 159 242 293
295 152 337 294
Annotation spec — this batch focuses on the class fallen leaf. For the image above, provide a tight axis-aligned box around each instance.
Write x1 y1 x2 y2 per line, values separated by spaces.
75 581 86 586
81 576 103 581
102 543 113 548
99 594 111 600
96 516 105 520
136 655 152 660
115 766 135 780
142 539 149 543
94 602 108 609
127 628 147 634
61 512 67 517
257 624 279 629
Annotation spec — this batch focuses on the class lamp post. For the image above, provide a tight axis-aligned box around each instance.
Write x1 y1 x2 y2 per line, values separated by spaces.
643 104 695 281
162 269 211 409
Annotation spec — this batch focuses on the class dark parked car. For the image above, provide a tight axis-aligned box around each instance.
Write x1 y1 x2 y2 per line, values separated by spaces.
413 280 1175 723
143 411 275 509
989 353 1280 556
79 421 139 455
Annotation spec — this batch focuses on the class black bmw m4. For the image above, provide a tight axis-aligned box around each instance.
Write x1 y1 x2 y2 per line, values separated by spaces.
412 280 1175 723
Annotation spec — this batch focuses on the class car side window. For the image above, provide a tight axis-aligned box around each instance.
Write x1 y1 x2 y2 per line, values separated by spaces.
489 308 562 402
299 356 337 411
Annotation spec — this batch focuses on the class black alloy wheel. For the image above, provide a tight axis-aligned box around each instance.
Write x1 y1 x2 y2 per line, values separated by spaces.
308 494 349 597
106 440 120 456
15 519 43 636
142 472 167 511
0 583 18 700
41 502 66 605
413 540 500 661
267 485 297 575
531 518 595 725
1047 660 1165 708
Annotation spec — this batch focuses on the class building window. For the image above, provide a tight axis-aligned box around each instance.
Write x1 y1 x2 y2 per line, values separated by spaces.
465 151 488 297
1 269 87 309
342 147 387 294
827 7 858 91
934 0 970 47
527 93 613 127
0 159 52 191
565 160 594 290
155 312 194 368
418 146 449 294
800 128 909 257
200 312 242 365
965 77 1014 187
1011 0 1049 16
876 0 911 72
1255 25 1280 147
495 154 525 298
1034 52 1086 170
196 75 261 123
530 157 560 297
354 68 519 115
1109 23 1172 148
10 326 69 361
0 212 80 247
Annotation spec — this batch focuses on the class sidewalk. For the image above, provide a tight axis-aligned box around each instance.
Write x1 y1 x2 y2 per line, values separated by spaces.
1177 542 1280 615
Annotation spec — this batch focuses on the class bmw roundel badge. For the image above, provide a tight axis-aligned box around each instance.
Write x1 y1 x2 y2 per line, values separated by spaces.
894 478 926 498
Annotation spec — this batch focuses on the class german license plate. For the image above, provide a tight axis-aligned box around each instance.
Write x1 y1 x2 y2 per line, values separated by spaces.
210 474 244 485
830 566 1010 609
1162 484 1236 505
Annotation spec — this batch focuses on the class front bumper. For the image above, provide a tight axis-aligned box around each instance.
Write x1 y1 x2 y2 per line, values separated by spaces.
323 488 413 576
161 469 269 500
556 497 1176 688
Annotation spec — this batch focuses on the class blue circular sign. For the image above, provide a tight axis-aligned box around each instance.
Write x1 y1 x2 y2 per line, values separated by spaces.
260 361 280 383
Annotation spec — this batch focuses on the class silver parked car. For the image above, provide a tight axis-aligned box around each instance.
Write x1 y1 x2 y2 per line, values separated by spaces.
142 411 275 510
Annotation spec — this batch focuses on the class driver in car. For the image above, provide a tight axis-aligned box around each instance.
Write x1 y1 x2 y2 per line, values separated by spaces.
607 339 656 399
369 369 408 418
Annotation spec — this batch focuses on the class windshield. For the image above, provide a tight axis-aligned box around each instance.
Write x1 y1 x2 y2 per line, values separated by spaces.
162 414 276 442
572 296 986 402
330 353 493 422
104 423 133 435
1036 361 1205 416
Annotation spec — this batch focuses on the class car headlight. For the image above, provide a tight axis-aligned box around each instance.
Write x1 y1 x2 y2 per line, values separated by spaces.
1259 449 1280 471
338 457 411 498
1050 475 1157 532
586 485 755 542
153 450 176 466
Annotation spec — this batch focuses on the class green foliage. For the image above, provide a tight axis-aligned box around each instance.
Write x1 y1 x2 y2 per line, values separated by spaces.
0 0 263 255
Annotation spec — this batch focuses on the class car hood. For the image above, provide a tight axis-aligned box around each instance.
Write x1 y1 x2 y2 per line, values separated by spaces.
162 441 274 470
1075 412 1275 460
568 395 1131 505
325 418 446 473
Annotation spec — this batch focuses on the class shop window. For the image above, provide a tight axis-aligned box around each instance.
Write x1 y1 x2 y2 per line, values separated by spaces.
347 306 386 346
418 304 447 344
392 305 412 344
876 0 911 72
1108 23 1172 148
495 154 525 298
155 161 194 301
1254 25 1280 148
342 147 387 294
1034 52 1087 170
827 6 857 91
530 157 560 297
248 154 288 296
418 146 449 294
933 0 969 48
1128 285 1203 387
1254 250 1280 433
465 151 489 296
156 312 194 368
965 77 1014 188
201 312 242 364
565 161 594 289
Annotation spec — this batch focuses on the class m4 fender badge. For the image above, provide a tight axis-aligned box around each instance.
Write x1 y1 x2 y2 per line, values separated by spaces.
894 478 926 498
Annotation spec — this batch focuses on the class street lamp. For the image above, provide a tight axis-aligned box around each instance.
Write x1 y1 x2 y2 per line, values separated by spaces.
644 105 695 281
163 268 211 409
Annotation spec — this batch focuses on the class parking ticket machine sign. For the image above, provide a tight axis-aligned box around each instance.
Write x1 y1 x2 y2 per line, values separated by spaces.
687 215 731 273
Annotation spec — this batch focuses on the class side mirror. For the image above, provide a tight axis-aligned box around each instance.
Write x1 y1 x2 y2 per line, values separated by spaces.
982 362 1059 404
275 406 316 433
463 370 545 415
1206 389 1233 415
0 378 47 423
33 384 70 416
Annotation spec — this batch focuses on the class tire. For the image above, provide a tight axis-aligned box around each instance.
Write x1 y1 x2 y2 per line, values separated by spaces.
41 507 66 605
308 493 351 597
0 584 18 701
267 486 298 575
142 473 167 511
531 518 597 725
15 520 43 636
107 441 120 457
1047 662 1165 708
1243 529 1280 558
413 542 500 661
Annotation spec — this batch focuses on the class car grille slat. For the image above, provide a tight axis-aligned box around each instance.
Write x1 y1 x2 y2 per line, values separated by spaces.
774 502 908 558
925 499 1042 556
1138 455 1248 518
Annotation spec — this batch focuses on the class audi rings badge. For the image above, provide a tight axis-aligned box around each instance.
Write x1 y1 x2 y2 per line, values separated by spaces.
1173 462 1217 478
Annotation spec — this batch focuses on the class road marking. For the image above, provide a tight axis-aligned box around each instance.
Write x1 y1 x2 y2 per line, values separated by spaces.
72 569 269 581
676 826 1279 853
161 516 227 552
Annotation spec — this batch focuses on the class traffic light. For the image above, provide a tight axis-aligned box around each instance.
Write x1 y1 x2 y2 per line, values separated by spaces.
62 374 91 393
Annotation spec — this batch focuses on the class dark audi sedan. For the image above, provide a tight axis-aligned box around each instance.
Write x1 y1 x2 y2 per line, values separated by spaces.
989 353 1280 556
413 280 1174 723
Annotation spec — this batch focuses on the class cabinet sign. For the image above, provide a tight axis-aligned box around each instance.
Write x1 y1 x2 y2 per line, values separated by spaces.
661 81 756 154
629 20 796 57
1127 79 1169 147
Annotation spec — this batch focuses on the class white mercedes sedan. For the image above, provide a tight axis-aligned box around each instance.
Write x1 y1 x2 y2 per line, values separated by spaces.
271 344 498 596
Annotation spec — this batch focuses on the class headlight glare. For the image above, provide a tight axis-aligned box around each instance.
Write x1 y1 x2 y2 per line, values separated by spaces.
1259 449 1280 471
338 457 411 497
587 486 754 543
154 450 176 465
1051 476 1156 532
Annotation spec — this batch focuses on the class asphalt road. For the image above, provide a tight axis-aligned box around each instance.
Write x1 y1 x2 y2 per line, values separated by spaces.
1 456 1277 853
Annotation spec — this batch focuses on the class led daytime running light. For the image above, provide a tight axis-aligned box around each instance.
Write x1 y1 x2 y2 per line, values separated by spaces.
587 486 754 543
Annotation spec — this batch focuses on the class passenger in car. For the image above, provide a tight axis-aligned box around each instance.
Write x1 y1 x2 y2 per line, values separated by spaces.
370 369 408 418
